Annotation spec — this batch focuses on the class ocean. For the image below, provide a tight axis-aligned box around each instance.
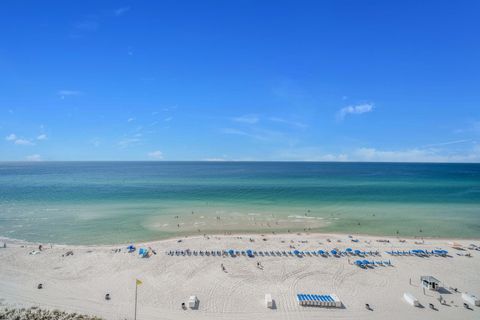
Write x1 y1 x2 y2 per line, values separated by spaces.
0 161 479 244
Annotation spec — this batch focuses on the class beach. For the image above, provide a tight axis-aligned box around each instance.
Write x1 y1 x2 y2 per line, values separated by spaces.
1 233 479 320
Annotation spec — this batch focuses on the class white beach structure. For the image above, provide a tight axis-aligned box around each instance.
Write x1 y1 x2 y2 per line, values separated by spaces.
462 292 480 306
188 296 198 309
265 294 274 308
403 292 420 307
420 276 440 291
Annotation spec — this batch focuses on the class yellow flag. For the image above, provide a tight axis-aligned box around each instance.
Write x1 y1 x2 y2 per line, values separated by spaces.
136 279 142 286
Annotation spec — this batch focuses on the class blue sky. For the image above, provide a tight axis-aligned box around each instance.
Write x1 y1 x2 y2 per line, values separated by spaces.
1 1 480 162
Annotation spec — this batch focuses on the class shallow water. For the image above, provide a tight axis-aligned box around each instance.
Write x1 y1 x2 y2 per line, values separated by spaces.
0 161 479 244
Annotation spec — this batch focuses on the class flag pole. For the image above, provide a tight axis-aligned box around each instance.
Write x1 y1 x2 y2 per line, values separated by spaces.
134 281 138 320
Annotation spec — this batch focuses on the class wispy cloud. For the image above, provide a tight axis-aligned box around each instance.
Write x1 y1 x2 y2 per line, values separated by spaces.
58 90 81 99
74 20 99 32
37 134 48 141
25 154 42 161
221 128 249 136
5 133 17 141
114 6 131 16
127 117 135 122
164 117 173 122
14 139 34 146
232 114 259 124
90 138 101 147
118 138 141 148
269 117 307 129
337 103 374 120
273 147 348 161
350 145 480 163
147 150 163 160
272 140 480 163
422 139 471 148
221 127 285 142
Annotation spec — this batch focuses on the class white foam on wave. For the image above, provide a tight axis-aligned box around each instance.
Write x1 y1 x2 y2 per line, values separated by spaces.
287 215 316 220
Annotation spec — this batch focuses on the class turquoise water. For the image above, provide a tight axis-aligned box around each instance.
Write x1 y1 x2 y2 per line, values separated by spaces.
0 161 479 244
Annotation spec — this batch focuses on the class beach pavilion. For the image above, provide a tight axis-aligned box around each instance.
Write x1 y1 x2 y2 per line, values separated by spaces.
420 276 440 291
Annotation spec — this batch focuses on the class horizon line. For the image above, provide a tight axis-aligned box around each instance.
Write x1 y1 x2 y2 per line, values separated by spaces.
0 160 479 165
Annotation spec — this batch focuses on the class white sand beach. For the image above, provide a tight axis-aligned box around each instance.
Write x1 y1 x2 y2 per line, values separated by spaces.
0 233 479 320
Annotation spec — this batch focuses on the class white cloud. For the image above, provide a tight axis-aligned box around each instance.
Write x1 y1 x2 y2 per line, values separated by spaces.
268 117 307 129
5 133 34 145
422 139 471 148
148 150 163 160
273 147 349 162
37 134 48 140
337 103 374 120
14 139 34 146
75 20 99 32
221 128 249 136
128 117 135 122
164 117 173 122
232 115 259 124
25 154 42 161
117 138 141 148
352 146 480 163
90 138 101 147
58 90 81 99
5 133 17 141
221 127 283 142
271 143 480 163
114 6 130 16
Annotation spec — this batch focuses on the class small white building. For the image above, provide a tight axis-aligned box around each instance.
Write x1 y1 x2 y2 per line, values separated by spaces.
403 292 419 307
265 294 274 308
188 296 198 309
462 292 480 306
421 276 440 291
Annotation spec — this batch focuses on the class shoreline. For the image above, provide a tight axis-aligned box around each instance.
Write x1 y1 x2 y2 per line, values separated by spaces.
1 232 479 320
1 230 479 248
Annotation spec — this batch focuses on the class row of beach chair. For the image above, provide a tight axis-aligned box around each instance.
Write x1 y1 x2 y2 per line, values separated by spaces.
385 249 448 257
166 248 380 257
297 294 342 307
354 259 392 268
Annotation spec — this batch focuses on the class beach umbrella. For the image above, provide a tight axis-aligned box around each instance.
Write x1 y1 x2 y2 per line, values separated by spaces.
293 250 300 256
354 249 361 255
331 249 338 255
346 248 353 252
318 250 325 255
246 249 253 257
228 249 235 256
362 259 369 265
